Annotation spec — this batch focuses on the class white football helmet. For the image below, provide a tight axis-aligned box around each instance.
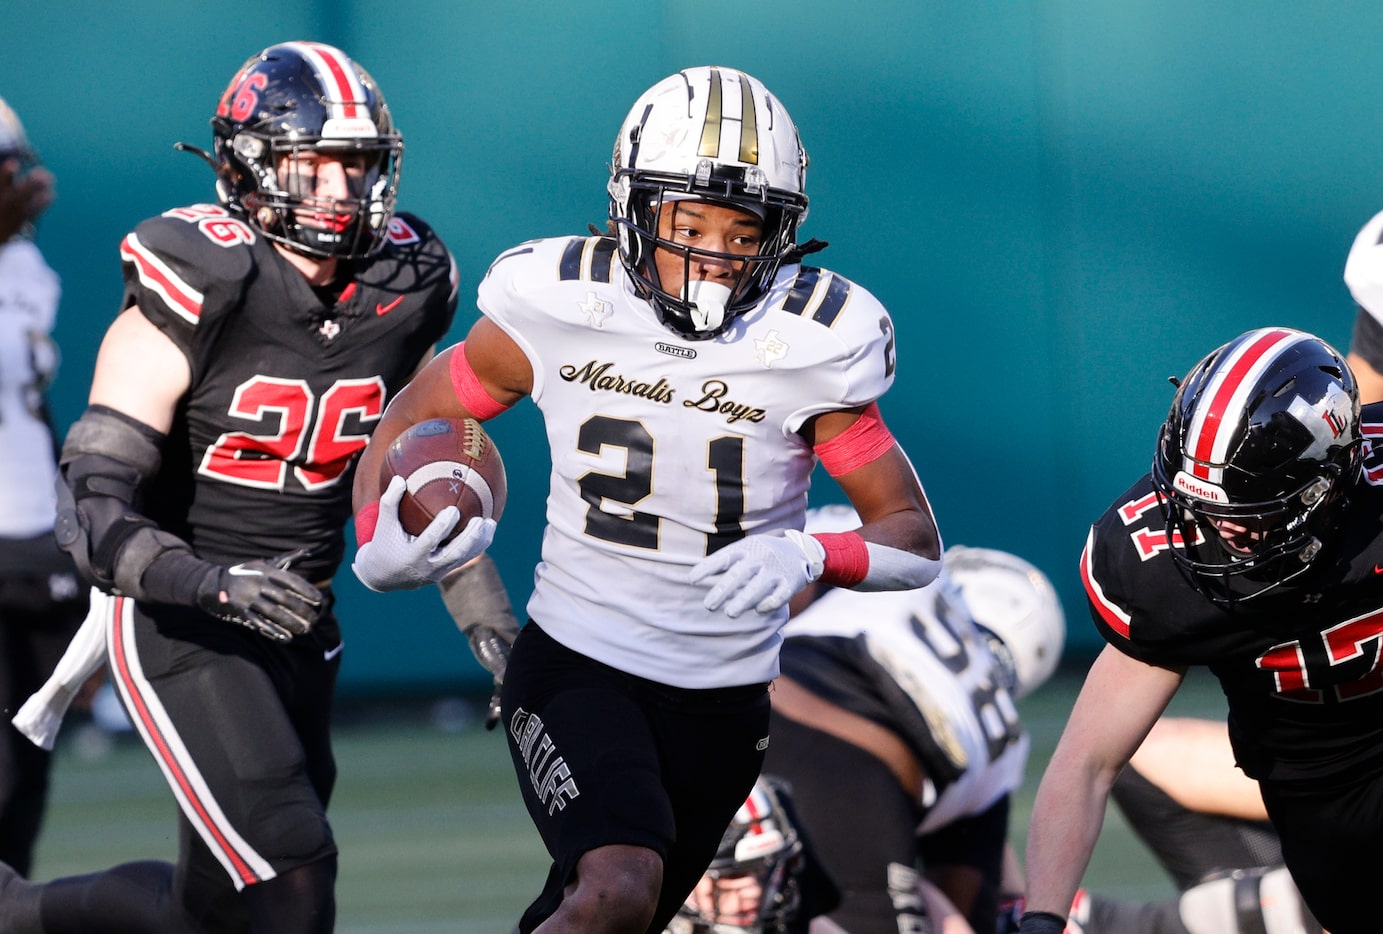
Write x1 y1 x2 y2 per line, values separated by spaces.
608 66 809 339
942 545 1065 700
0 96 36 166
801 505 1065 699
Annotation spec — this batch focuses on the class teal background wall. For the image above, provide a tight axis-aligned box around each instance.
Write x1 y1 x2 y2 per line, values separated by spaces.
4 2 1378 692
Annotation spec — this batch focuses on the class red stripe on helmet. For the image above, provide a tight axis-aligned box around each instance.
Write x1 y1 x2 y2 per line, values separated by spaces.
300 42 361 118
1189 329 1294 480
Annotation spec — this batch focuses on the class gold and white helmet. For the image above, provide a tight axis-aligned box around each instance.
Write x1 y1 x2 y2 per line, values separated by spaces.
608 66 809 339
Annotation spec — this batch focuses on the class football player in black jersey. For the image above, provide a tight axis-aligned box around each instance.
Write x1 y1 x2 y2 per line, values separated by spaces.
0 41 513 934
1020 327 1376 934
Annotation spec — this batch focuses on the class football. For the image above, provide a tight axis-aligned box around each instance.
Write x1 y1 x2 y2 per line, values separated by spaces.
381 417 507 540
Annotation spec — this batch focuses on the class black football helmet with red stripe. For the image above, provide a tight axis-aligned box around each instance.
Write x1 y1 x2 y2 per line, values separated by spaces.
1151 327 1362 603
207 41 403 260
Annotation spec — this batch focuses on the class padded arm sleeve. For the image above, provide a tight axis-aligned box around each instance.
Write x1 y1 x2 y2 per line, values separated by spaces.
55 405 215 604
437 553 520 640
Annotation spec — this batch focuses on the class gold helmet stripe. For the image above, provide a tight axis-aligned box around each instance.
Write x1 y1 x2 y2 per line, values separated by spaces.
697 68 724 158
737 72 758 164
696 68 762 166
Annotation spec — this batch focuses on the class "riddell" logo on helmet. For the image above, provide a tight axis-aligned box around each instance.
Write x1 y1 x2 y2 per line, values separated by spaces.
1173 471 1229 503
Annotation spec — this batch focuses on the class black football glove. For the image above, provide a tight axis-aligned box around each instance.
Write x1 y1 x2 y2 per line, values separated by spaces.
1017 911 1068 934
196 551 322 642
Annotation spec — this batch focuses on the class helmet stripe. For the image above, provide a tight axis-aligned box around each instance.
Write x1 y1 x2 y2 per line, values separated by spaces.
737 72 759 164
1186 328 1302 480
697 67 724 158
291 41 365 120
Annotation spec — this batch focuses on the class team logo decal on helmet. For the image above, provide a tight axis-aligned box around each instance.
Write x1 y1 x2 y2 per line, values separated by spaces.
608 66 810 340
1151 327 1362 603
188 40 404 260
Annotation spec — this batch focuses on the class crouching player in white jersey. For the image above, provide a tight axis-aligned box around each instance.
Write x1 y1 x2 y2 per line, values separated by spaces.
662 507 1064 934
350 66 943 933
749 507 1063 934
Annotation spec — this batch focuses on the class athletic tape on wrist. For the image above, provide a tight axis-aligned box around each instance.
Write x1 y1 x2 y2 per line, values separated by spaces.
355 501 380 546
449 342 512 421
813 402 895 477
812 531 870 587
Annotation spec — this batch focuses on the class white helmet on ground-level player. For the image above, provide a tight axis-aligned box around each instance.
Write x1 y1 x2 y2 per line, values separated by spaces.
608 66 809 340
801 505 1065 699
941 545 1065 700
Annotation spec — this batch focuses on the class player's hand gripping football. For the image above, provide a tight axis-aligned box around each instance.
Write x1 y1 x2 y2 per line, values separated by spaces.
689 530 826 617
353 475 497 592
196 549 322 642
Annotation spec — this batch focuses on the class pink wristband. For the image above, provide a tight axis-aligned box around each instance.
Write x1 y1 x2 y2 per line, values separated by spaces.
813 402 895 477
355 501 380 546
449 342 512 421
812 531 870 587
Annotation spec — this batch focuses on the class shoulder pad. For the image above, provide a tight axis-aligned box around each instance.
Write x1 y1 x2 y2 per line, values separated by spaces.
120 205 256 327
775 266 896 407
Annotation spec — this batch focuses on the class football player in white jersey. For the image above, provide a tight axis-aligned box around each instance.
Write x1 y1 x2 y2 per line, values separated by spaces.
764 506 1063 934
351 66 943 933
0 95 89 878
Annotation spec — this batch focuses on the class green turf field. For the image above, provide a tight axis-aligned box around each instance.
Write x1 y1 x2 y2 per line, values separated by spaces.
28 662 1232 931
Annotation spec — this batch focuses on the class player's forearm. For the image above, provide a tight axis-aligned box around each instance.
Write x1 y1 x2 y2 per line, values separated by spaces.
1022 759 1111 918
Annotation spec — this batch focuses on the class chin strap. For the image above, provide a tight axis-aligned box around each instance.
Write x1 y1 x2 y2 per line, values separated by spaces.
782 237 829 265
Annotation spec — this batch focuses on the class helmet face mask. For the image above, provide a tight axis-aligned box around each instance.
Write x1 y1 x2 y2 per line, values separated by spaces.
608 67 809 339
1149 328 1362 605
210 41 403 261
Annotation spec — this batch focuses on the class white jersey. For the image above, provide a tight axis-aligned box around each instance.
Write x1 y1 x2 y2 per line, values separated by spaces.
780 580 1029 833
0 240 61 538
478 235 896 688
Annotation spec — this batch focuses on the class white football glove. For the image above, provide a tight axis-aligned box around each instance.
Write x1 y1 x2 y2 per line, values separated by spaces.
689 530 826 617
352 476 497 592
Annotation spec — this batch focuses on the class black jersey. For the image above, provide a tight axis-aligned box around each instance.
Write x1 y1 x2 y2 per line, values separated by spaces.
117 204 457 582
1083 406 1383 783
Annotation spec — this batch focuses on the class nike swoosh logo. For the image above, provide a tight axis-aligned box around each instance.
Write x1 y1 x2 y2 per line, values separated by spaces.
227 565 262 577
1374 565 1383 575
375 296 404 316
324 643 345 662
